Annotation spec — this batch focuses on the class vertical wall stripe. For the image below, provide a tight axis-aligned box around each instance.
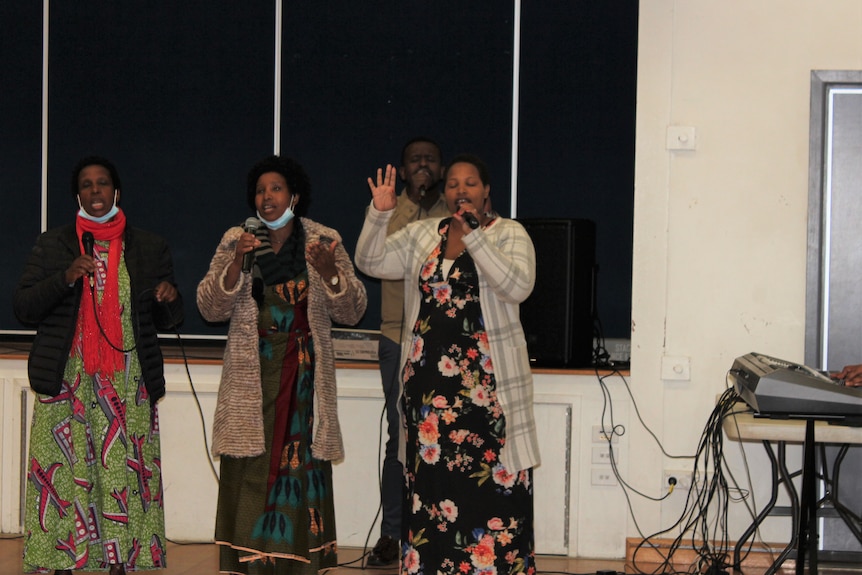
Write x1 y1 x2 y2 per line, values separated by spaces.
41 0 50 232
273 0 283 155
511 0 521 217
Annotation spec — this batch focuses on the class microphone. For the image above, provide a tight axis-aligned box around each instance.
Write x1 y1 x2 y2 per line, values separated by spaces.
82 231 95 286
82 231 94 257
463 212 480 229
242 217 261 273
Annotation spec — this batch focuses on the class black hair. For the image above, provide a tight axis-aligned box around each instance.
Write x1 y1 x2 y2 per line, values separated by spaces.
246 155 311 216
447 153 490 187
71 155 122 199
400 136 443 166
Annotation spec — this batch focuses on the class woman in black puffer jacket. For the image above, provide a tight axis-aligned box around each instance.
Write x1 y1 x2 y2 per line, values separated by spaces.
13 156 183 575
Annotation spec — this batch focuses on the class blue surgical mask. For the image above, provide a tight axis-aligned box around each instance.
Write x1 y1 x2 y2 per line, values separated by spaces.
77 191 119 224
257 196 296 230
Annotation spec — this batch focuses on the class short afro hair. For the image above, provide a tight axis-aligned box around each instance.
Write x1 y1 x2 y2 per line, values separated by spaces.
447 153 490 187
71 155 122 199
246 155 311 216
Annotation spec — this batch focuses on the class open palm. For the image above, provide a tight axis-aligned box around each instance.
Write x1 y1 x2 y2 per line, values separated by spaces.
367 164 397 212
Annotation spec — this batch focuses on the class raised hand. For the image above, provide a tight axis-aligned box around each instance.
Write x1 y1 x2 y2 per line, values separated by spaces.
306 238 337 277
367 164 397 212
306 237 341 293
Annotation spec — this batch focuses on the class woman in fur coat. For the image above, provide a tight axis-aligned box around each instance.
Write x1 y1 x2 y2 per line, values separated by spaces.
196 155 367 575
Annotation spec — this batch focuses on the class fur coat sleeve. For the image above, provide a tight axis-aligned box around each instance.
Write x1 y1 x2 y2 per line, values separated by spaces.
197 226 265 457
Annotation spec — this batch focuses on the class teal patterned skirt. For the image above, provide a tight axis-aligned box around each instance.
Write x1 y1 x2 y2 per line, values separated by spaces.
215 272 337 575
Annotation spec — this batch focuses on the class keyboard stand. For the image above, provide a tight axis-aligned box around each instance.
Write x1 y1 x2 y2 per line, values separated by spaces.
723 407 862 575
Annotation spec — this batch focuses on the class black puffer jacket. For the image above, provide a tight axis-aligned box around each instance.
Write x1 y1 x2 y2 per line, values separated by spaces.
13 223 184 403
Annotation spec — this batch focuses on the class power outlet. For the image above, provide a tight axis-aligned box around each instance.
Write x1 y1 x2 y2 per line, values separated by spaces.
591 468 617 486
591 445 618 465
591 425 619 444
663 469 693 491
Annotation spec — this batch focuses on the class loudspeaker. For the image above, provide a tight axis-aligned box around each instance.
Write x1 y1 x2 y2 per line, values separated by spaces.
517 218 596 368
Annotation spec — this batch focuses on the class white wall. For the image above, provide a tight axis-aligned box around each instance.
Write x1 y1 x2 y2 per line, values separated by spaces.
0 360 634 558
630 0 862 540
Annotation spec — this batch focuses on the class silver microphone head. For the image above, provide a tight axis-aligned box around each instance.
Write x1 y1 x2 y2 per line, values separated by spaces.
244 217 261 232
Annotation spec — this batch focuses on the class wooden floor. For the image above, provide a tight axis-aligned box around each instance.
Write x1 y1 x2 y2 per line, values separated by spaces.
3 535 861 574
0 536 625 575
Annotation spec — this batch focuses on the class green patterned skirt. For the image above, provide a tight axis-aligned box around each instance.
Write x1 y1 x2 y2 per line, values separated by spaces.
23 262 166 572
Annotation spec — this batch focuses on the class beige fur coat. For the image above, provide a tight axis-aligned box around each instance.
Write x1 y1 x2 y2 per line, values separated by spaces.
196 218 367 460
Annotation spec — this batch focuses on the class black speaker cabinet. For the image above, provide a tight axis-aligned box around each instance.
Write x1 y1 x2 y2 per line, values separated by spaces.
517 218 596 368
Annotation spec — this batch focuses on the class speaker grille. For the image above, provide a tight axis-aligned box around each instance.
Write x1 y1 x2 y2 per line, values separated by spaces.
517 218 596 368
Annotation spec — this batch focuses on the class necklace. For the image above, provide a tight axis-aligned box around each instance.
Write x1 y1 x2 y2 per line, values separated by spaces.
481 213 498 230
269 235 286 245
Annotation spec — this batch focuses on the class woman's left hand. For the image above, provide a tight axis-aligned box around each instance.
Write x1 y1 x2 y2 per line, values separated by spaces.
306 238 340 288
154 281 179 303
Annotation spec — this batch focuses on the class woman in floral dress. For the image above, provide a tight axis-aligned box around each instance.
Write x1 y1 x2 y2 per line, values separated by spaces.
357 154 540 575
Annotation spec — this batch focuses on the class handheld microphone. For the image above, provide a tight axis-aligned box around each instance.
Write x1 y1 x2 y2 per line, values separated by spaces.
82 231 95 286
82 231 94 258
242 217 261 273
463 212 480 229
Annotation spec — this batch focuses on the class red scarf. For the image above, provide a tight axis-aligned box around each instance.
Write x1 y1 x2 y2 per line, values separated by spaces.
74 209 127 376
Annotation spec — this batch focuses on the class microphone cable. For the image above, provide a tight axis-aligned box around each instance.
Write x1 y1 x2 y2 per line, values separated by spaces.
164 324 221 484
160 305 224 547
83 279 138 354
339 400 390 570
147 287 220 484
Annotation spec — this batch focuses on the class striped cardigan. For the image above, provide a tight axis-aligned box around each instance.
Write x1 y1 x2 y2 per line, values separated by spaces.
196 217 367 460
356 204 541 471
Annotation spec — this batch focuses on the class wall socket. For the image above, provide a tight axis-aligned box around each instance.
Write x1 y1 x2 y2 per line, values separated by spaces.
591 445 618 465
663 469 693 491
591 425 618 444
591 468 618 486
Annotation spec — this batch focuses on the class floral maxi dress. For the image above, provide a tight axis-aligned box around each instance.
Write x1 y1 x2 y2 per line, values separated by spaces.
401 221 535 575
